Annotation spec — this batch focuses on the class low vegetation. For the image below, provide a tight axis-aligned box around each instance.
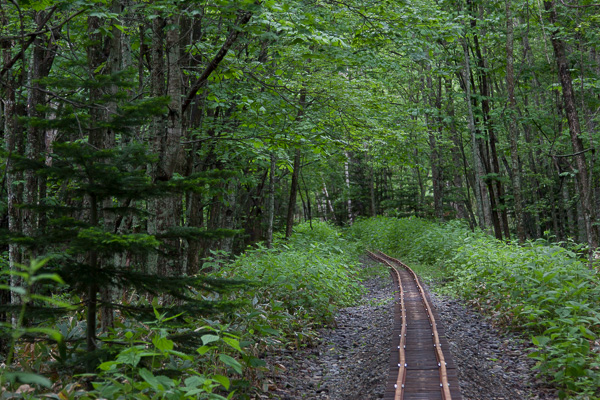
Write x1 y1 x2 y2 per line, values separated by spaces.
4 217 600 399
351 216 600 399
0 222 364 399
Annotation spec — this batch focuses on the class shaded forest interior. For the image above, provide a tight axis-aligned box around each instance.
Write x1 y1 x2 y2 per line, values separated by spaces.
1 0 600 397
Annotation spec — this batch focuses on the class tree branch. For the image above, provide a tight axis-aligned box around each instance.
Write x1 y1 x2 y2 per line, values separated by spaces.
549 148 593 158
559 0 600 7
181 11 253 114
0 7 88 78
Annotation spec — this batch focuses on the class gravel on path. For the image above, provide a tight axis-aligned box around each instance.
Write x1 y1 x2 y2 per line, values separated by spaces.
260 262 558 400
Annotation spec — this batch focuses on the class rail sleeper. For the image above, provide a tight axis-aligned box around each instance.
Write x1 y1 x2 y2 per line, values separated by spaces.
367 251 462 400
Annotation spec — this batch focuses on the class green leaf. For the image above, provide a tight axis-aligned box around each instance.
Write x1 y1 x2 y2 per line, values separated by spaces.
201 334 220 345
219 354 242 374
532 335 550 346
98 361 118 371
23 327 63 342
166 349 194 360
31 273 64 284
197 345 213 355
139 368 160 389
30 294 73 308
3 372 52 387
0 285 26 295
152 335 174 352
116 347 143 366
213 374 230 390
184 375 206 388
222 337 242 352
153 306 162 321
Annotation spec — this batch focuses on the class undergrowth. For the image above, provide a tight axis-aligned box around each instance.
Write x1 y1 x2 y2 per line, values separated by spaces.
1 221 364 399
351 216 600 399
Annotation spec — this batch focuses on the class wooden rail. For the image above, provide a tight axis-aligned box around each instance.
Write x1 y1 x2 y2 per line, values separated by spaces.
367 251 462 400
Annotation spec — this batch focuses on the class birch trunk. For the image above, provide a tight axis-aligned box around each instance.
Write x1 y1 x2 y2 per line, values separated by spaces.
344 152 353 225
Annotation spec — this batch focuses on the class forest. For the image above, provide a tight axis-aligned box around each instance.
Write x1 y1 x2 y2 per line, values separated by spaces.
1 0 600 398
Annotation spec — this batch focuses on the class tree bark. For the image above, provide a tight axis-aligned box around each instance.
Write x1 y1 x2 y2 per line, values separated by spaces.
285 90 306 238
266 153 276 248
322 179 336 222
444 78 470 222
505 0 526 242
461 37 487 231
285 148 301 239
344 151 353 224
544 0 598 251
2 34 24 324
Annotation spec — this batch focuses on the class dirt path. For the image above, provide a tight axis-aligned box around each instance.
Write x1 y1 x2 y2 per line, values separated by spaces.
261 262 558 400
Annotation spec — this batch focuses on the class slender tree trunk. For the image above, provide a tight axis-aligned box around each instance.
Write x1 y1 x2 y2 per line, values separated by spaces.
469 8 505 240
285 148 301 239
544 0 598 251
444 78 470 221
86 194 99 367
266 153 276 248
461 37 487 230
147 17 166 277
322 179 336 222
344 151 353 224
3 36 24 324
427 72 444 220
285 90 306 238
505 0 525 242
368 159 376 217
301 172 313 228
221 178 238 254
562 179 576 237
23 12 52 258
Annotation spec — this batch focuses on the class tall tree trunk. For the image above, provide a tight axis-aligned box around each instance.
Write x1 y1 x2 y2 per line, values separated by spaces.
101 6 124 331
285 148 301 239
445 79 470 222
427 72 444 220
147 17 166 277
285 90 306 238
469 7 505 240
24 11 54 258
322 179 336 222
3 35 24 324
461 37 487 231
148 16 185 276
368 158 377 217
562 179 576 237
505 0 525 242
221 179 238 254
266 153 276 248
544 0 598 251
301 172 313 228
344 151 353 224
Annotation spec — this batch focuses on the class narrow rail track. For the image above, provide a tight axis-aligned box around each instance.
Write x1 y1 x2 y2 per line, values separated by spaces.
367 251 462 400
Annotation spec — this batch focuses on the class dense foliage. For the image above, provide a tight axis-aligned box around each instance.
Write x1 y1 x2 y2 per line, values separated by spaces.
352 217 600 399
0 222 367 399
3 0 600 398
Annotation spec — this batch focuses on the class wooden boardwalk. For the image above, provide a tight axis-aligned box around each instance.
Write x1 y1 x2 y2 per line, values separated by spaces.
369 251 462 400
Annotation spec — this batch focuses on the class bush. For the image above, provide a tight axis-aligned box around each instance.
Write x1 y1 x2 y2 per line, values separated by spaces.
449 236 600 398
351 216 600 398
221 221 364 343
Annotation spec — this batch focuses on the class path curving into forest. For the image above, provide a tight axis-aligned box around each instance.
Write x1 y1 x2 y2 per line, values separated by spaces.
263 256 558 400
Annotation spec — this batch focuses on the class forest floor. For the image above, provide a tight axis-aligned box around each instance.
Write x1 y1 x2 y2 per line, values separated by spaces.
260 262 559 400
